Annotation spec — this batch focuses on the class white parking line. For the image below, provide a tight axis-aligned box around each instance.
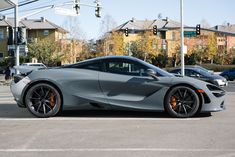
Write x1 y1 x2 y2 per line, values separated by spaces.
0 148 234 152
0 117 201 121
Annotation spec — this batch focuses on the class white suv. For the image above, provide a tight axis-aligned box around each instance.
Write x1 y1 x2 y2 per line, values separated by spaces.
13 63 47 75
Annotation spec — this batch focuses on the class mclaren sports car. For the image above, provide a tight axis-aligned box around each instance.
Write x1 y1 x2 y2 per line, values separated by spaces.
10 56 226 118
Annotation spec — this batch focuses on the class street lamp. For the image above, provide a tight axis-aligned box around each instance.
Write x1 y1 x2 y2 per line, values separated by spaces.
180 0 185 76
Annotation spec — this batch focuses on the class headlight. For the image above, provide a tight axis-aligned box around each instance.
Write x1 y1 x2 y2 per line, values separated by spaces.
215 79 224 85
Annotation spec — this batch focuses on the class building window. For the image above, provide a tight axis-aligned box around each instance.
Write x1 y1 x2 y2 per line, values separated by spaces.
0 53 3 58
172 32 176 40
43 30 49 36
0 30 4 39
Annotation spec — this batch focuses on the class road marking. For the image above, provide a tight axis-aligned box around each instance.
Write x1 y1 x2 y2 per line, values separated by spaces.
0 97 14 100
0 117 201 121
0 148 234 152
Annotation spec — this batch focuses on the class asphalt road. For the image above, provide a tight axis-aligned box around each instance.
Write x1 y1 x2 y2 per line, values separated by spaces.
0 82 235 157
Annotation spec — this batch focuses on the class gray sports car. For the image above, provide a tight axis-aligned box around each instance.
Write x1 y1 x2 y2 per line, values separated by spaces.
10 56 226 118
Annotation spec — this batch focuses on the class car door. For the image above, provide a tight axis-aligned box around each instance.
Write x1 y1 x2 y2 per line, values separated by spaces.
99 59 165 109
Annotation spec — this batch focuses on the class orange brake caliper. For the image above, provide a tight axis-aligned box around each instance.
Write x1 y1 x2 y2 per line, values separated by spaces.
50 93 55 107
170 96 177 110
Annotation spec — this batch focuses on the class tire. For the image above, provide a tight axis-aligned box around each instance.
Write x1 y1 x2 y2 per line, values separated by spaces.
165 86 200 118
25 83 62 118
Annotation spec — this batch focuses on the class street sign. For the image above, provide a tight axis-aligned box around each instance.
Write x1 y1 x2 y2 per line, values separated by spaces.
184 31 196 37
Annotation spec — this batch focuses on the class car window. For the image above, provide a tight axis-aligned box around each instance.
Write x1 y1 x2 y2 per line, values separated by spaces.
76 62 101 71
171 69 180 74
105 60 147 76
185 69 202 77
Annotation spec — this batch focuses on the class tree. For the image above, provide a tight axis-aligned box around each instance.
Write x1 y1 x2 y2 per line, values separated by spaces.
207 33 217 64
28 39 62 66
63 17 86 40
138 31 159 62
111 31 124 55
99 14 117 37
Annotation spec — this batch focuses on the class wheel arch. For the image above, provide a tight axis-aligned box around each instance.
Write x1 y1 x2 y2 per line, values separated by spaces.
164 83 204 113
23 80 64 110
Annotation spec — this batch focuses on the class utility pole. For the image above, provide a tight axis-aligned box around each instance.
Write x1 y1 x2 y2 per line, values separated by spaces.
14 2 19 74
180 0 185 76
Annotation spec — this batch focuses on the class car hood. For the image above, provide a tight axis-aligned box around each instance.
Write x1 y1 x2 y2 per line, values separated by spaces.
208 73 226 80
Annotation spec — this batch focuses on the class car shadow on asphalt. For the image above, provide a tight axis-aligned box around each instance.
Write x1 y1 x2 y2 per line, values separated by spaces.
58 110 212 119
0 103 212 119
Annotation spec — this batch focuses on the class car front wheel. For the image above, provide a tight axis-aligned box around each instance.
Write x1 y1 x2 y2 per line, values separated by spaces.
165 86 200 118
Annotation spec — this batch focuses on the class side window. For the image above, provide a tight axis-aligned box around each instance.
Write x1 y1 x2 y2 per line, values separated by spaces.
79 62 101 71
172 69 180 74
105 60 146 76
186 70 201 77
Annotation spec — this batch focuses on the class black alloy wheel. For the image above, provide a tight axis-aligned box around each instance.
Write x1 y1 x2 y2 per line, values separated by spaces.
25 83 62 118
165 86 200 118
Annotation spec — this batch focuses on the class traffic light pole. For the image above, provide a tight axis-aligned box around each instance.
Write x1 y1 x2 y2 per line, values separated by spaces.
14 3 20 74
180 0 185 76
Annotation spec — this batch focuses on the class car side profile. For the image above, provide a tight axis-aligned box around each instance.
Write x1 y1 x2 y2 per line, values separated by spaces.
10 56 226 118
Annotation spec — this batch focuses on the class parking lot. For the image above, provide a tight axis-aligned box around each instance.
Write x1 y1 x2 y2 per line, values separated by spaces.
0 82 235 157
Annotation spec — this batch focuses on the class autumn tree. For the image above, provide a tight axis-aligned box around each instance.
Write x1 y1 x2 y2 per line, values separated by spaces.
111 31 124 55
207 33 217 64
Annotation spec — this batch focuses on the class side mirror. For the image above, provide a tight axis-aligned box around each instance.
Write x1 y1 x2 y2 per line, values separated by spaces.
146 69 158 80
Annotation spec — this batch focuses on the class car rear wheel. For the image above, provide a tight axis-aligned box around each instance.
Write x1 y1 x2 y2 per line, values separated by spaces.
165 86 200 118
25 83 62 118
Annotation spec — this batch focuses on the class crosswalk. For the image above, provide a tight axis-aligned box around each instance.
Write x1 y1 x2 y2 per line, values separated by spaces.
0 92 15 104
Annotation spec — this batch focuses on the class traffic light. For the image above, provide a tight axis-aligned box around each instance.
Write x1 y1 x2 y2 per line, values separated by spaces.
95 0 101 18
153 25 157 35
7 27 14 45
124 28 129 37
196 24 200 35
73 0 80 15
17 27 27 45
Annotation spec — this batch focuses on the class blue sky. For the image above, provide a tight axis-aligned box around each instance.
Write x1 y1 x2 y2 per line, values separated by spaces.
3 0 235 40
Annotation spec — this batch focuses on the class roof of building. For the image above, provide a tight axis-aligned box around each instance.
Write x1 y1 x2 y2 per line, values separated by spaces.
114 18 186 31
211 24 235 34
0 17 68 33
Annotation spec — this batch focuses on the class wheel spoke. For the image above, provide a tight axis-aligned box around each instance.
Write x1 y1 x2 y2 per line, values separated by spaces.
30 97 40 100
177 89 183 99
45 103 53 111
36 103 42 112
184 104 193 109
182 105 188 115
43 103 46 114
184 100 194 104
33 90 41 97
41 87 45 96
44 89 51 99
183 89 187 99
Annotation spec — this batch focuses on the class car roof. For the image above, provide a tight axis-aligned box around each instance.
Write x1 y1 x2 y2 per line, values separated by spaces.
22 63 44 65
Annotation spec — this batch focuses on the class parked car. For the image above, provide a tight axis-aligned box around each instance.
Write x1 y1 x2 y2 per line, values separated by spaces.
13 63 47 75
11 56 226 118
220 68 235 81
170 66 228 87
